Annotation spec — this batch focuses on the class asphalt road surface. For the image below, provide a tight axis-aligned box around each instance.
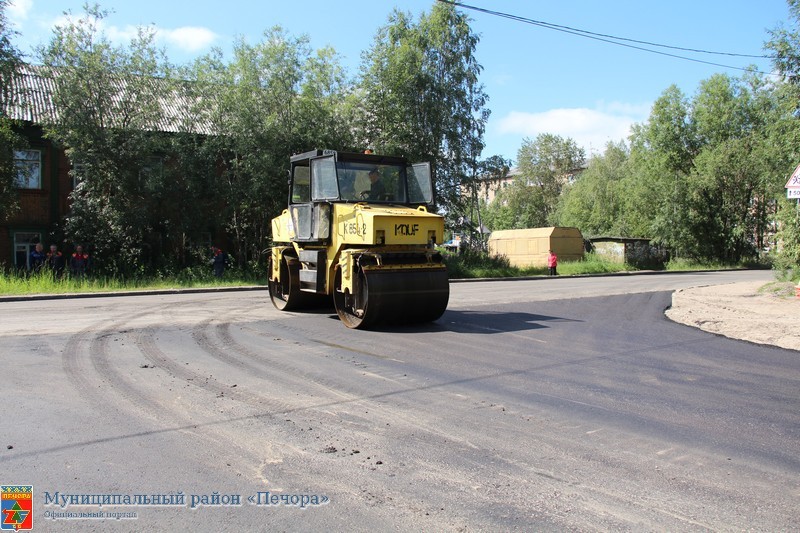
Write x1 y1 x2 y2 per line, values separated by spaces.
2 270 797 531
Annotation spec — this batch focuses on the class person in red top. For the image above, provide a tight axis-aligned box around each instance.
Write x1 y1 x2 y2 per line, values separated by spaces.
211 246 228 278
69 245 91 280
547 249 558 276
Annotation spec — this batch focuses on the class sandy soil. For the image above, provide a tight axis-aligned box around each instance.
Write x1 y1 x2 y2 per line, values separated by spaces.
666 280 800 352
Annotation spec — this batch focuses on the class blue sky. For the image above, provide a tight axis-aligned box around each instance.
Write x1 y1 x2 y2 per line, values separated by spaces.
6 0 791 163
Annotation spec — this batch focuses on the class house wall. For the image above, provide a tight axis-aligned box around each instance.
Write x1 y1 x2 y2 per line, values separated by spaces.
1 126 73 269
593 241 626 263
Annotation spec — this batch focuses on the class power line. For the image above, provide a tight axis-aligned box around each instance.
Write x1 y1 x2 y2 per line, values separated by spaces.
436 0 773 75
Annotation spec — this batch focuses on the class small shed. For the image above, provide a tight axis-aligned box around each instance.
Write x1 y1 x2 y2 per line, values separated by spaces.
488 227 584 268
589 237 669 269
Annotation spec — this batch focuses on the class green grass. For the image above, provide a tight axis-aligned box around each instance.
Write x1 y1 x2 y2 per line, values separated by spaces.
442 250 633 279
529 254 635 276
758 280 797 299
0 269 265 296
663 258 742 271
2 252 780 296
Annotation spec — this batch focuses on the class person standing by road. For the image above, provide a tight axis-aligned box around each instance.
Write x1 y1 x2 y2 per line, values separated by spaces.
211 246 228 278
46 244 65 280
69 245 91 280
29 243 46 273
547 249 558 276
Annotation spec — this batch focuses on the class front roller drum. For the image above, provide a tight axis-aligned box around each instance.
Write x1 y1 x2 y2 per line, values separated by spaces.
334 267 449 329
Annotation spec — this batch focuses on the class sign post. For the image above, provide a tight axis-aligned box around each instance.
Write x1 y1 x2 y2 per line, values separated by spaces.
787 167 800 298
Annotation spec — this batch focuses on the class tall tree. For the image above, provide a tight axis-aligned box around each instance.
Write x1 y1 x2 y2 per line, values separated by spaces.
0 0 23 222
688 73 774 261
358 3 489 218
767 0 800 271
516 133 585 227
35 4 176 275
767 0 800 87
189 28 356 265
623 73 790 262
555 141 630 236
482 134 584 231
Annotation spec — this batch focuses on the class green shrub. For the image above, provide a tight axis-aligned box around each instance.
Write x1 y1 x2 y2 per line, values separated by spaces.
0 267 264 295
551 254 634 276
665 258 739 271
441 247 519 278
441 249 631 278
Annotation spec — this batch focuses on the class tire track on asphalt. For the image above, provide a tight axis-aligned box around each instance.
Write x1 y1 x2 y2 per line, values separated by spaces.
231 318 499 452
62 303 176 414
215 321 369 401
63 300 281 471
134 326 306 415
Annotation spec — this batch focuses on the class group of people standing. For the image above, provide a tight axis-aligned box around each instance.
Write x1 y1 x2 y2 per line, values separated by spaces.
28 243 91 280
29 243 229 280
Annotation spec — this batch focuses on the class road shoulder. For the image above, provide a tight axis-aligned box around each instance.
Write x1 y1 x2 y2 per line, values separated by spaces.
666 281 800 351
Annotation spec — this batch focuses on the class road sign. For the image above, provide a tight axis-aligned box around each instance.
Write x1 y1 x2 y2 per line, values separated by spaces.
787 164 800 189
788 189 800 199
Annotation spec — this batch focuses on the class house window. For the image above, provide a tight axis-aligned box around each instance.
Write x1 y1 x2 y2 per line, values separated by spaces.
14 150 42 189
13 232 42 269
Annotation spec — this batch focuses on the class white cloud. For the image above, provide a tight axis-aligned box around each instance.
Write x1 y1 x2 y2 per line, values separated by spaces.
47 15 218 55
496 102 651 154
105 24 140 43
7 0 33 25
157 26 218 53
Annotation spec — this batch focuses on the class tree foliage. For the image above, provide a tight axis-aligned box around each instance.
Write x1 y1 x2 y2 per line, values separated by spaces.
767 0 800 271
484 134 584 231
6 2 492 274
0 0 22 222
556 141 630 237
358 3 489 217
554 73 794 263
36 5 175 275
187 28 356 265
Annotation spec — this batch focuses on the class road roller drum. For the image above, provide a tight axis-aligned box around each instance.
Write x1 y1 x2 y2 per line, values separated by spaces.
333 266 449 328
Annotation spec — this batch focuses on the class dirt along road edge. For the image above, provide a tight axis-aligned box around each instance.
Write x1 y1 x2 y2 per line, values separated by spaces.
666 280 800 351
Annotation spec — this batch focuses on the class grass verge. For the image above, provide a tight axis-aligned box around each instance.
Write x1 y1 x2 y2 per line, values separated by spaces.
757 281 797 299
443 250 633 279
2 253 779 296
0 269 265 296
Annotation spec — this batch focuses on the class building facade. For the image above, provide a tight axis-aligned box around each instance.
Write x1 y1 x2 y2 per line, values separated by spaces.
2 66 215 270
2 124 73 269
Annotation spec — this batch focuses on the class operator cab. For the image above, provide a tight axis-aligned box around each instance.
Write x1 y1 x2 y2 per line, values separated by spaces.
289 149 434 206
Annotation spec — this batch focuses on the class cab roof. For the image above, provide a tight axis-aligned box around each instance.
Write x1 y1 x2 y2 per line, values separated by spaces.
290 149 409 166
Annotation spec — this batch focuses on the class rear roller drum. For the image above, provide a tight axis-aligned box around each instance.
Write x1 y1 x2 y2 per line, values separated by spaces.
268 255 303 311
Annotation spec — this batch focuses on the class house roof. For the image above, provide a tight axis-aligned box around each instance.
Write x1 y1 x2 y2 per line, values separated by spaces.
488 227 584 239
3 64 213 135
589 237 652 244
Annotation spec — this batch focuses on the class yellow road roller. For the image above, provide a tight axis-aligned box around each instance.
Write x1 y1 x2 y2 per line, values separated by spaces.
268 149 449 329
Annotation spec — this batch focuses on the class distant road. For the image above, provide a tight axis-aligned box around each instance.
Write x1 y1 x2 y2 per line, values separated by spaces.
3 269 796 531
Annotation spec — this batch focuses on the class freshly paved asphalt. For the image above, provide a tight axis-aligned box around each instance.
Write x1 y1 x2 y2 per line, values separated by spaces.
2 269 796 531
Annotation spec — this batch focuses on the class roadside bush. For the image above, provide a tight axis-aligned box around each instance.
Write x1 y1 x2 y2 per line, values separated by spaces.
441 247 518 278
547 253 633 276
